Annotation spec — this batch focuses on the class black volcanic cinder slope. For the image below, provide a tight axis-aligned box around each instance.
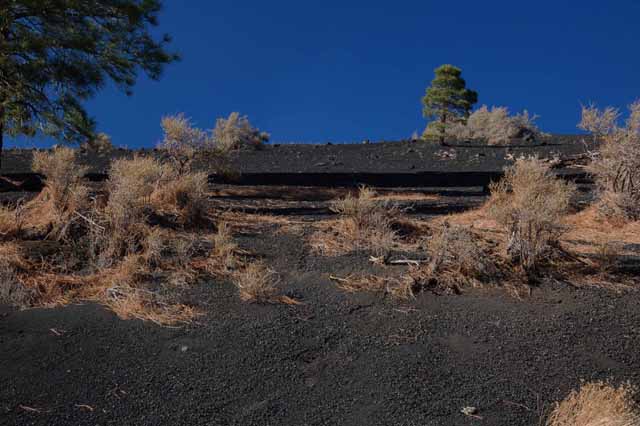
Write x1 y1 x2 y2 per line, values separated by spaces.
1 230 639 426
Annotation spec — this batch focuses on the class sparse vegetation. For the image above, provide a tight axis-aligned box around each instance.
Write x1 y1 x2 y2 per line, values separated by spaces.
313 186 402 256
488 157 575 272
329 273 416 300
159 112 267 174
546 381 640 426
579 100 640 220
446 105 546 144
0 147 250 324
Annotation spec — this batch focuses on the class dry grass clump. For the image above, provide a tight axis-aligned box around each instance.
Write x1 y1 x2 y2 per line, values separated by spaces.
330 274 417 300
421 222 501 290
201 222 239 276
30 147 89 240
579 101 640 220
546 381 640 426
233 262 278 303
152 171 210 226
425 105 545 145
315 186 402 256
488 157 575 272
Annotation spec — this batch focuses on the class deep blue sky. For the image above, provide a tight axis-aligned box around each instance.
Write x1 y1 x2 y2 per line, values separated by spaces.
10 0 640 148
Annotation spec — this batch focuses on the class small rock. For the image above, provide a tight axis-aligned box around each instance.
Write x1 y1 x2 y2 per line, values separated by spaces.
461 406 478 416
180 345 189 353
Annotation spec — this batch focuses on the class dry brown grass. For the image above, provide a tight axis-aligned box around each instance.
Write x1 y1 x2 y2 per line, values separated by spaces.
152 171 210 226
0 153 237 325
311 186 408 256
0 204 23 240
329 274 416 300
546 381 640 426
233 262 278 303
487 157 576 272
199 222 239 277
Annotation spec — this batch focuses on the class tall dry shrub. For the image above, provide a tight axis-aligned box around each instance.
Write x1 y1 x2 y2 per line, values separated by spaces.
93 156 171 265
31 147 89 239
96 156 210 264
213 112 269 152
159 114 213 172
446 105 545 145
579 101 640 220
159 112 268 172
488 157 575 271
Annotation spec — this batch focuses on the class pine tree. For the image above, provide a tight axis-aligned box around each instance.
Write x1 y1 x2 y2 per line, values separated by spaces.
0 0 178 167
422 64 478 145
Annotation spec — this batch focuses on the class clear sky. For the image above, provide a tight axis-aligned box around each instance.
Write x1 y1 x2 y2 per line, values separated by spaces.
10 0 640 148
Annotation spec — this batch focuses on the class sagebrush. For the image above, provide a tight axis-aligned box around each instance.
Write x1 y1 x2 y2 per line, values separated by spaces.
579 100 640 220
423 222 500 289
488 157 575 272
430 105 545 145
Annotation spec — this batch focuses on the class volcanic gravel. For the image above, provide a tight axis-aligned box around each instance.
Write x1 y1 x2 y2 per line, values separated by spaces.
2 137 638 426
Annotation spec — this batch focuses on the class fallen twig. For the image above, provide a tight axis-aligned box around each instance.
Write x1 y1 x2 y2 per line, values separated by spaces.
73 211 105 231
368 256 424 266
74 404 95 412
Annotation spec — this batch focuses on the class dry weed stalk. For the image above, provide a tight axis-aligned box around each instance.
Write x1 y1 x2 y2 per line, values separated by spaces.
579 101 640 220
546 381 640 426
488 157 575 272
